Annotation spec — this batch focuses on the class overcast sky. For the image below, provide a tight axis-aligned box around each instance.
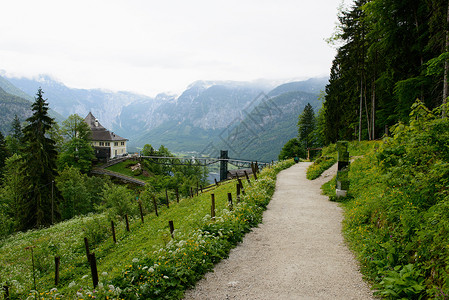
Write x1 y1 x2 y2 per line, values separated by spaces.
1 0 348 97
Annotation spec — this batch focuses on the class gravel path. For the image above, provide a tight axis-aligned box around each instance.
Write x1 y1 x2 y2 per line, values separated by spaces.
183 162 375 300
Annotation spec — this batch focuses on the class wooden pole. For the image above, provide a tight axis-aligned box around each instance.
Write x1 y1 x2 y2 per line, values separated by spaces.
190 187 194 198
227 192 233 210
3 284 9 300
54 256 60 286
169 220 175 238
244 170 251 186
237 178 245 195
165 189 170 208
111 221 116 243
125 214 130 231
88 253 99 288
211 194 216 221
139 201 144 223
152 196 158 217
236 183 241 203
84 237 90 262
214 178 219 187
176 187 179 203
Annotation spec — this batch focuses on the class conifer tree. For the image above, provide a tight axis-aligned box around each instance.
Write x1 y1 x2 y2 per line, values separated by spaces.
298 103 316 149
20 88 59 229
0 131 8 179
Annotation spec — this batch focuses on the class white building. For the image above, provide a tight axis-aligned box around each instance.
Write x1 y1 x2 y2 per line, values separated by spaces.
84 112 128 160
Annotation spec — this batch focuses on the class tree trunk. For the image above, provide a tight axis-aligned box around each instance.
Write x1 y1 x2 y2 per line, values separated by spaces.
359 77 363 141
371 79 375 139
443 1 449 117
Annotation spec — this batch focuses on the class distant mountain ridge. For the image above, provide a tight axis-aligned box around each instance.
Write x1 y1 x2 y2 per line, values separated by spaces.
0 73 327 161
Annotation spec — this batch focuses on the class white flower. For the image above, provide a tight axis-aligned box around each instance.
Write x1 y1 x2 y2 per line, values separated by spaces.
76 292 83 297
148 267 154 272
101 271 108 276
163 275 169 279
132 258 139 263
108 284 115 291
142 266 148 270
82 275 88 279
68 281 76 288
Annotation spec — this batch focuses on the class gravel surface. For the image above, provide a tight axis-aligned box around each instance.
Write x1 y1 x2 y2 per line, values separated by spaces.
183 162 375 300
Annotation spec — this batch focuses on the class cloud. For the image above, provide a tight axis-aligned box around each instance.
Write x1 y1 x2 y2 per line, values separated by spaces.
0 0 342 96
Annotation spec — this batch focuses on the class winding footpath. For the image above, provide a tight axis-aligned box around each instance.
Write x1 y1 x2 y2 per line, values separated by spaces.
184 162 375 299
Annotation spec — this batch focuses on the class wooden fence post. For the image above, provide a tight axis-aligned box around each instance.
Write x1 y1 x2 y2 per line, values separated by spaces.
169 221 175 239
214 178 219 187
84 237 90 262
138 201 144 223
227 192 233 210
244 170 252 186
111 221 116 243
176 187 179 203
237 178 245 195
88 252 99 288
3 283 9 300
190 187 194 198
236 183 241 203
211 194 216 221
152 196 159 217
55 256 60 286
165 189 170 208
125 214 130 231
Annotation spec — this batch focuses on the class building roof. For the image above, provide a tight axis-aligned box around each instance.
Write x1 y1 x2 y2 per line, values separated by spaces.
84 112 128 142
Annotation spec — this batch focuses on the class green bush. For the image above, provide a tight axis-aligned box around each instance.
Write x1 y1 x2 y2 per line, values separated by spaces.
328 101 449 298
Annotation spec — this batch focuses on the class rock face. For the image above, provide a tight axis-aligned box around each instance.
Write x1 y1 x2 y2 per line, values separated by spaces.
0 74 327 161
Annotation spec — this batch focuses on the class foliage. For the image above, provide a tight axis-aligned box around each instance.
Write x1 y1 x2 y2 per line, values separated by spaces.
100 184 137 220
325 101 449 298
278 138 302 160
324 0 448 143
0 159 294 299
298 103 316 149
19 88 60 229
0 130 8 178
55 166 108 220
306 156 337 180
58 114 95 173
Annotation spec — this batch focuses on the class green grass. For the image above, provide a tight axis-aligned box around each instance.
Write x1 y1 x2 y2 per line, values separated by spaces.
0 160 295 299
106 160 149 181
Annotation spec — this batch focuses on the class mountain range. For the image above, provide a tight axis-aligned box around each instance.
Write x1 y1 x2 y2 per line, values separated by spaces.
0 73 327 161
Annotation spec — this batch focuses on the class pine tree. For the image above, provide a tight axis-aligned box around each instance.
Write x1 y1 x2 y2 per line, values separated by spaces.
298 103 316 149
20 88 59 229
0 131 8 179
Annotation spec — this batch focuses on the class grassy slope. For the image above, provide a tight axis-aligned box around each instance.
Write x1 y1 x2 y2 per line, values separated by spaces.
1 160 294 299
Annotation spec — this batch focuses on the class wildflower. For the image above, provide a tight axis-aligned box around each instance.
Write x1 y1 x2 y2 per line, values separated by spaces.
69 281 76 288
148 267 155 272
132 258 139 263
102 271 108 276
82 275 89 279
163 275 169 279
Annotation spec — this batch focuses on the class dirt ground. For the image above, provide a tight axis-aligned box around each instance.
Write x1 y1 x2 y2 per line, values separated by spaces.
183 162 375 300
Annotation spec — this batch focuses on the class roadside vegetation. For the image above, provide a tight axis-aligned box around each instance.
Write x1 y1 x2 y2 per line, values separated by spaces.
0 159 294 299
320 101 449 299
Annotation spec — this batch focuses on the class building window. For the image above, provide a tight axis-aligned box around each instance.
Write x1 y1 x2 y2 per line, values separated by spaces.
114 142 118 146
106 142 110 146
121 142 125 146
99 142 104 146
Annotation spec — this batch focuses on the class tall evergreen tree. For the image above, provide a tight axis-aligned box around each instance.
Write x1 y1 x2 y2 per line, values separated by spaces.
20 88 59 229
298 103 316 149
6 115 23 155
0 131 8 179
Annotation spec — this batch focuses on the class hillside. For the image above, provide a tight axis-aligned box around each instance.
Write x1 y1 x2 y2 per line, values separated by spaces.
0 160 295 299
216 91 322 162
0 74 326 160
0 87 32 134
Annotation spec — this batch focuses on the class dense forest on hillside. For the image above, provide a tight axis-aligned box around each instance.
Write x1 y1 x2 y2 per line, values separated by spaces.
324 0 449 142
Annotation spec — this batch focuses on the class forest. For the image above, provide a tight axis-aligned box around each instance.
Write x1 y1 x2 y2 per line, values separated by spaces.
323 0 448 142
0 88 207 238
